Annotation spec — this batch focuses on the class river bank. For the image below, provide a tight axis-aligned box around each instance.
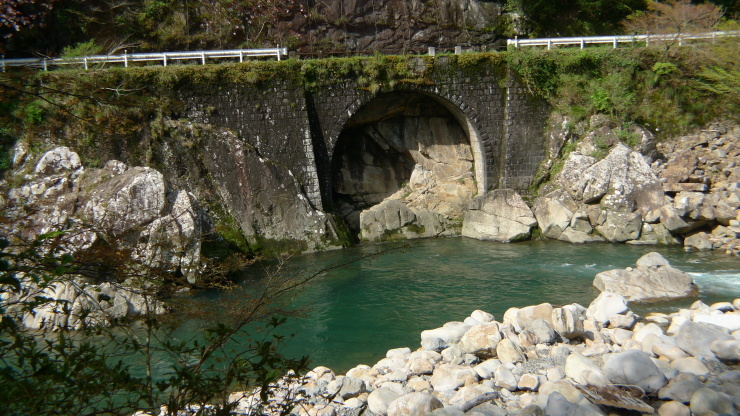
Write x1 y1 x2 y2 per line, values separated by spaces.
210 252 740 416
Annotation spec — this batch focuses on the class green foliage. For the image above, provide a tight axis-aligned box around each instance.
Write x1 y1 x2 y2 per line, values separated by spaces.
507 0 648 37
14 100 47 126
0 235 310 416
60 40 102 58
507 41 736 137
652 62 678 77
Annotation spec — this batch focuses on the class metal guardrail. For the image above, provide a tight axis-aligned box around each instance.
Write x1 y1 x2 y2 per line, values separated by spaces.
507 31 739 50
0 47 288 72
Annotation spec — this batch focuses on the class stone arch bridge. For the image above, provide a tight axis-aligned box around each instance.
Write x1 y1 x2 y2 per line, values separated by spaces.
181 57 549 214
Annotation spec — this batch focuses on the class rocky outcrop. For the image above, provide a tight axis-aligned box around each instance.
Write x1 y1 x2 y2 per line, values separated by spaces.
2 277 166 330
593 252 698 302
3 146 204 283
532 121 739 255
296 0 511 53
212 293 740 416
462 189 537 242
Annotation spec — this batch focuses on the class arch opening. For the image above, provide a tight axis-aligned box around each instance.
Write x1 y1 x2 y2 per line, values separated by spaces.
330 91 486 240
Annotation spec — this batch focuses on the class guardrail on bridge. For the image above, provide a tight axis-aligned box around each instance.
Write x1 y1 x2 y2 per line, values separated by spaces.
1 47 288 72
507 31 739 50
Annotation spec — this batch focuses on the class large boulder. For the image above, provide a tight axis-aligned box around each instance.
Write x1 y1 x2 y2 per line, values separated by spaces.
135 190 202 283
602 350 668 393
594 211 642 242
368 388 401 415
593 252 698 301
676 321 733 359
659 373 703 404
34 146 81 175
586 292 629 325
429 364 479 391
360 199 417 242
421 322 470 351
532 189 576 240
564 353 609 387
462 189 537 242
552 305 585 339
387 392 443 416
558 144 667 213
79 166 166 237
459 323 503 355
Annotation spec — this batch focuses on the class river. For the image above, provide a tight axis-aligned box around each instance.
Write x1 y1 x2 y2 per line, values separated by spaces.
189 237 740 374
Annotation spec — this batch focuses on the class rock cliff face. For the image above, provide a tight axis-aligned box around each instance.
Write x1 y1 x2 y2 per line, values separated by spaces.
299 0 512 53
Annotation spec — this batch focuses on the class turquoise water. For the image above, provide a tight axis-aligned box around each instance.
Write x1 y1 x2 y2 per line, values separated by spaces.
196 238 740 374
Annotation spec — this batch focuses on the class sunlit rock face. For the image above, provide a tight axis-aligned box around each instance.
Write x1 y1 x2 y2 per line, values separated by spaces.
331 93 477 241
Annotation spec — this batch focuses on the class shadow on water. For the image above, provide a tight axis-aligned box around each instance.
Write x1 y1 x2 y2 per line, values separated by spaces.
195 237 740 374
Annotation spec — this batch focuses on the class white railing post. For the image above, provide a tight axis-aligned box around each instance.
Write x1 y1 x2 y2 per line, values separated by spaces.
124 50 128 67
547 39 552 50
84 57 88 70
580 38 584 49
163 53 167 66
613 37 617 48
43 58 47 71
239 50 243 63
201 51 205 65
277 45 281 61
514 36 519 49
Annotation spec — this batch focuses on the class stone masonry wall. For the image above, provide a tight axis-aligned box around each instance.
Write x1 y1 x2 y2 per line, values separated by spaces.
180 81 324 210
179 60 549 212
502 70 550 194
